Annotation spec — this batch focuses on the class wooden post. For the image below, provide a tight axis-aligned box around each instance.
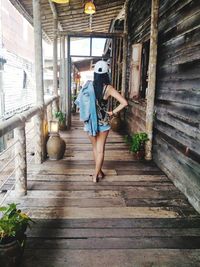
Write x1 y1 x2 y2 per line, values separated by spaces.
60 36 67 128
114 38 119 90
0 62 5 152
53 18 59 114
117 38 122 92
121 0 129 97
14 124 27 197
0 11 6 152
66 35 71 129
145 0 159 160
32 0 46 163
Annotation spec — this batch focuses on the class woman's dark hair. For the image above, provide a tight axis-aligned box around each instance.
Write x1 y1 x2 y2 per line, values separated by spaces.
93 72 110 102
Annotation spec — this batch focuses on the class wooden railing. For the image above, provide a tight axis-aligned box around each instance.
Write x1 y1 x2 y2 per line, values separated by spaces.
0 95 58 202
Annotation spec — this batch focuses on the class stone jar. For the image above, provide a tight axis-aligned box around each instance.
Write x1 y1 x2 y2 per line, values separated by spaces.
47 135 66 160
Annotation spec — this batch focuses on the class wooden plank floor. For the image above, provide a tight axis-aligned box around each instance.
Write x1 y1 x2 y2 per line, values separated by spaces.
5 115 200 266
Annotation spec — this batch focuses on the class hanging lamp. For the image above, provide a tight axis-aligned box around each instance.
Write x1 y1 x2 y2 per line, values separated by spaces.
84 1 96 15
51 0 69 4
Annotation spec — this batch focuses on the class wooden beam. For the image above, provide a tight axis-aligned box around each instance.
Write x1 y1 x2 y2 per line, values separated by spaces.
121 0 129 97
59 31 124 38
48 0 63 31
145 0 160 160
53 18 59 113
0 54 6 151
41 4 123 20
42 17 115 28
32 0 46 163
66 35 71 129
60 36 67 128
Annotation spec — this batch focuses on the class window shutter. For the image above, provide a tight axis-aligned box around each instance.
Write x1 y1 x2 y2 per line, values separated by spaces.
129 43 142 98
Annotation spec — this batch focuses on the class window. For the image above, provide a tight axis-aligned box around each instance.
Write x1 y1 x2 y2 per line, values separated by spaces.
23 70 27 89
91 38 106 57
140 40 150 99
70 38 91 56
129 44 142 98
129 41 150 100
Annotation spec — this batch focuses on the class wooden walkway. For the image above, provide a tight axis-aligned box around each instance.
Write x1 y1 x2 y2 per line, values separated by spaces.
6 115 200 266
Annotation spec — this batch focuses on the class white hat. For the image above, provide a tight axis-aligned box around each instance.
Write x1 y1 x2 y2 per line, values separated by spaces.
94 60 109 74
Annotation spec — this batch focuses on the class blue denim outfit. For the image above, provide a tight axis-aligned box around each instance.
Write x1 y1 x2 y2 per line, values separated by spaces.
75 80 110 136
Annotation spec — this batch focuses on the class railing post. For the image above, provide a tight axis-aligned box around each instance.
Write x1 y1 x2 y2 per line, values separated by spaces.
47 101 53 127
14 123 27 197
32 0 46 163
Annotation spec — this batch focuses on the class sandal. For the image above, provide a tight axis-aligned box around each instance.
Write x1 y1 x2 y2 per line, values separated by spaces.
98 170 105 179
92 175 99 183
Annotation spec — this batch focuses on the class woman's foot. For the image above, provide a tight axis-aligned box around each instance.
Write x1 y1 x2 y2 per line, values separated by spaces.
92 175 99 183
98 170 105 179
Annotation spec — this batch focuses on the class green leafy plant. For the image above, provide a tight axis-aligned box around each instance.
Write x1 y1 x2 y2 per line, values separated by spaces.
0 203 34 245
125 133 148 153
54 111 65 124
130 132 148 152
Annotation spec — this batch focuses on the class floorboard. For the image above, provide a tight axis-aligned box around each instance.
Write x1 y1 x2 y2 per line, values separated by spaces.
4 115 200 267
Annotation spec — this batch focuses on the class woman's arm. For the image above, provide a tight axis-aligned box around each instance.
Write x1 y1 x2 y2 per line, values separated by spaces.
106 85 128 116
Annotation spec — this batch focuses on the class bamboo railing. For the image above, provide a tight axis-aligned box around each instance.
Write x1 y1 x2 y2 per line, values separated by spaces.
0 95 58 202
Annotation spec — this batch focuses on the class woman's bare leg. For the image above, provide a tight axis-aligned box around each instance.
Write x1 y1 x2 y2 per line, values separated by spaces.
93 130 109 182
88 135 97 162
88 135 105 179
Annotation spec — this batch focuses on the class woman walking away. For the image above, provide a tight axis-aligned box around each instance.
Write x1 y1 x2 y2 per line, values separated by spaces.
75 60 128 182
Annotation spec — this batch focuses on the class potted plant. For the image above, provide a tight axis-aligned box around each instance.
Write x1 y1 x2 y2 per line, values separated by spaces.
71 95 77 113
0 203 34 267
125 132 148 160
54 111 66 130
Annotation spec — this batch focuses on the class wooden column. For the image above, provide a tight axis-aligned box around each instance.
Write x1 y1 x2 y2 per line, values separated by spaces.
0 62 5 152
66 35 71 129
0 11 6 152
145 0 159 160
60 36 67 128
14 124 27 197
60 35 70 129
121 0 129 97
32 0 46 163
53 18 59 113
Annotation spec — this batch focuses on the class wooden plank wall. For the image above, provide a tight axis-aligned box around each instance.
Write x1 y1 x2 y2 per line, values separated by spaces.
124 0 150 134
126 0 200 212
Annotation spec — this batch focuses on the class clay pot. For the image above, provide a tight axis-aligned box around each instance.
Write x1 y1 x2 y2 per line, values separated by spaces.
0 236 26 267
47 135 66 160
110 116 121 132
131 150 145 160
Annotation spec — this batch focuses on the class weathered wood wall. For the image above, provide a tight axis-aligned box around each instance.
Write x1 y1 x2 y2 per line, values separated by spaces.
124 0 150 134
126 0 200 212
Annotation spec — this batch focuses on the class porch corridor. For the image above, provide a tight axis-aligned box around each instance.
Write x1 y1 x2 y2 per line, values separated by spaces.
6 115 200 267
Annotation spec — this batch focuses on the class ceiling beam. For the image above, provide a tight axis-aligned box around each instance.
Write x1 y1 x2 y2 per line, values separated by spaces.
41 3 123 19
58 31 124 38
48 0 63 31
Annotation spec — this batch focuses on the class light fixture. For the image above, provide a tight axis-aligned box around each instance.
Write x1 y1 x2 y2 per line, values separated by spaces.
84 1 96 15
51 0 69 4
49 120 59 135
